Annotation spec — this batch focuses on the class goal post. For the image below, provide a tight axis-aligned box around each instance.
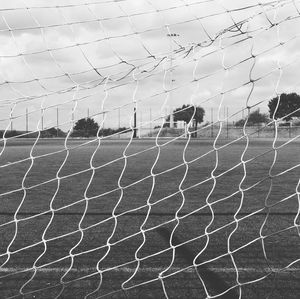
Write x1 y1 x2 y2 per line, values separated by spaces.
0 1 300 298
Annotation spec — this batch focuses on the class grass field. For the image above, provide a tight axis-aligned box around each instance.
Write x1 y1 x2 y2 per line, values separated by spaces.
0 137 299 298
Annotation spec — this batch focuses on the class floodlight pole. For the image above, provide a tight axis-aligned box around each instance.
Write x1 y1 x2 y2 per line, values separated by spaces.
133 105 137 138
41 112 44 131
150 107 152 136
57 107 59 137
118 107 120 138
139 109 142 138
103 111 105 130
226 107 229 139
211 107 214 138
10 108 13 131
167 33 179 130
26 108 28 132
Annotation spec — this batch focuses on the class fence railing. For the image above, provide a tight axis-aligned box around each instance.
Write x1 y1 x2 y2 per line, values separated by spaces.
144 125 300 139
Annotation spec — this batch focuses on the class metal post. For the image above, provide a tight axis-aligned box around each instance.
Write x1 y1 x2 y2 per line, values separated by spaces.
41 109 44 131
150 107 152 137
211 107 214 138
133 105 137 138
10 108 13 131
226 107 229 139
26 108 28 133
57 107 59 137
118 107 120 138
167 33 178 130
139 109 142 138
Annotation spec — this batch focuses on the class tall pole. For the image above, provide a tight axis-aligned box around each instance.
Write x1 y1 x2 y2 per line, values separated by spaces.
10 108 13 131
167 33 178 131
211 107 213 138
102 111 105 130
26 108 28 133
87 108 89 118
57 107 59 137
133 105 137 138
139 109 142 138
41 109 44 131
118 107 120 139
150 107 152 137
227 107 229 139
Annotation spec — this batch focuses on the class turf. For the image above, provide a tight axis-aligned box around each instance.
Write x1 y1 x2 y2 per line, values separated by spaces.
0 137 299 298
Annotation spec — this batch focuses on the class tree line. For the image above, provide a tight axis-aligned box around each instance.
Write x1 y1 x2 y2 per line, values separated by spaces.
235 92 300 127
71 92 300 137
5 92 297 138
71 117 130 138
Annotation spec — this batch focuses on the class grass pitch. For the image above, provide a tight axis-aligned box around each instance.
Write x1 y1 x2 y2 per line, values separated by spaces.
0 137 299 298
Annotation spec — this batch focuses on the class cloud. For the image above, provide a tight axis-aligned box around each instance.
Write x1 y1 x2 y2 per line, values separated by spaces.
1 0 300 132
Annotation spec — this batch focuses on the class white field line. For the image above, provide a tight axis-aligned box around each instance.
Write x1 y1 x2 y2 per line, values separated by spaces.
0 267 299 273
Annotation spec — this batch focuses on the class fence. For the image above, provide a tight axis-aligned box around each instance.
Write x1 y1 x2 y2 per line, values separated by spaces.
143 125 300 139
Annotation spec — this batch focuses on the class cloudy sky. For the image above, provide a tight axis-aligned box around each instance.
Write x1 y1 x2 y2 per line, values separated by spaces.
1 0 300 133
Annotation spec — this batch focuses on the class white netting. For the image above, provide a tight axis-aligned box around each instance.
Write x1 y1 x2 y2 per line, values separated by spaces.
0 0 300 298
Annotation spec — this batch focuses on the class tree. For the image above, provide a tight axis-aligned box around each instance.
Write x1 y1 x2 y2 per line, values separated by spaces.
248 109 268 124
234 119 245 127
235 109 268 126
72 117 99 137
268 93 300 121
41 127 66 138
98 127 130 137
173 104 205 137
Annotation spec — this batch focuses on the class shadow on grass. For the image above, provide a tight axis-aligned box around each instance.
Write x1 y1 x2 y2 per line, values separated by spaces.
157 227 239 299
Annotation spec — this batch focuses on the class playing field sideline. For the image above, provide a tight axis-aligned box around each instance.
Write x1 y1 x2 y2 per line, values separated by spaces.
0 138 299 298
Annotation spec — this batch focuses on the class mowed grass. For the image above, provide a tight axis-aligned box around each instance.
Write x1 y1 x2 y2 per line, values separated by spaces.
0 137 299 299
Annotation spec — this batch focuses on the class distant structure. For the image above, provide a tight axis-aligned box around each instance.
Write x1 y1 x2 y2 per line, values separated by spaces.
170 108 174 128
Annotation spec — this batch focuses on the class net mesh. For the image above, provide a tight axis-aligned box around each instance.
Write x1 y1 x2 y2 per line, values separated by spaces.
0 0 300 298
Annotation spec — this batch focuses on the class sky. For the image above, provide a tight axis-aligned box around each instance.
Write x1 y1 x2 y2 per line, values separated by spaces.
1 0 300 133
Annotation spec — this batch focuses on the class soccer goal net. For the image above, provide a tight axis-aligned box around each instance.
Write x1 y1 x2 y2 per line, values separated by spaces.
0 0 299 298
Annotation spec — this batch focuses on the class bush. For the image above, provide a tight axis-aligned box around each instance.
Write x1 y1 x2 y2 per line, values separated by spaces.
292 120 300 126
235 119 245 127
279 122 291 127
71 129 98 138
41 127 66 138
71 127 130 138
235 109 268 127
0 130 23 138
